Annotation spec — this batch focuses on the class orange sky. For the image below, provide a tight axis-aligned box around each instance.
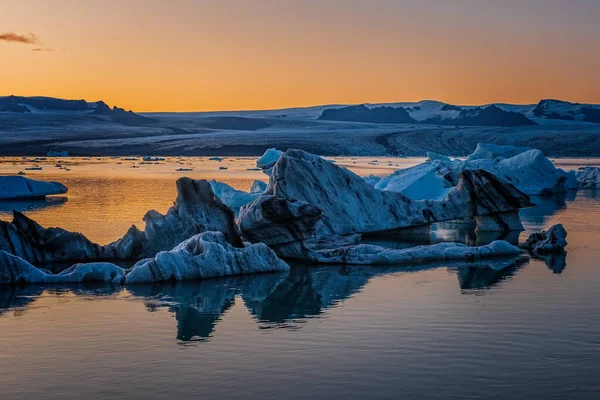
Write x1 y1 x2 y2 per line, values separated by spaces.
1 0 599 112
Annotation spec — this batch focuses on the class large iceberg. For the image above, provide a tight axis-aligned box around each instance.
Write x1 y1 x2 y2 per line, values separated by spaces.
0 177 243 264
239 149 533 261
0 176 67 200
376 144 576 198
126 232 290 283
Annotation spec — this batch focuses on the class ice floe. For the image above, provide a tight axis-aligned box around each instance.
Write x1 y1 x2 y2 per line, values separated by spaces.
126 231 289 284
576 166 600 188
0 176 67 200
520 224 567 254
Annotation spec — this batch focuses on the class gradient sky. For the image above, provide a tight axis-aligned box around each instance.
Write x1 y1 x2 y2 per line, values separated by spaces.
1 0 599 112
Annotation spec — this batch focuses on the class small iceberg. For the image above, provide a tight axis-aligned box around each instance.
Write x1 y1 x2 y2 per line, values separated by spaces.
0 176 67 200
126 232 289 284
47 150 69 157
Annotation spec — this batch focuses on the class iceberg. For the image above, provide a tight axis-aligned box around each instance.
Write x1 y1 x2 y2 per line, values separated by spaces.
520 224 567 254
466 143 531 161
256 148 283 170
239 149 533 260
0 251 126 284
375 162 454 200
377 144 576 197
0 177 243 264
46 150 69 157
126 232 289 284
576 166 600 188
0 176 67 200
292 240 522 265
0 232 289 285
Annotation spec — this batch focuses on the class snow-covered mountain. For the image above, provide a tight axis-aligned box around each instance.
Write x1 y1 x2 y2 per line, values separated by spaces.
0 95 153 125
0 96 599 156
532 99 600 123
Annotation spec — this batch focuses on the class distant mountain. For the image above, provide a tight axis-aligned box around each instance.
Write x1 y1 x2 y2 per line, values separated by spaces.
318 104 417 123
533 99 600 123
1 95 600 157
318 103 535 126
422 105 536 126
0 95 154 125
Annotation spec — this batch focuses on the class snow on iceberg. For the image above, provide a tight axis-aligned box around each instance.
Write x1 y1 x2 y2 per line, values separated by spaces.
0 176 67 200
126 231 289 284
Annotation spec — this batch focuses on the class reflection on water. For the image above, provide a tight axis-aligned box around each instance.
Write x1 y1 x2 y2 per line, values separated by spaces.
0 256 537 342
2 165 600 399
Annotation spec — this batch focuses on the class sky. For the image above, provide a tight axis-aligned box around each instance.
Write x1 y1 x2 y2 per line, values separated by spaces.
1 0 599 112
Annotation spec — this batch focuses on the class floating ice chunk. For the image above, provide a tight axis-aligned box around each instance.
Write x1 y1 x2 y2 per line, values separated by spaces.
426 152 452 162
466 143 531 161
469 149 577 195
46 150 69 157
380 144 576 197
375 162 453 200
0 251 126 284
520 224 567 254
294 240 522 265
0 176 67 200
126 231 289 284
576 166 600 188
256 148 283 170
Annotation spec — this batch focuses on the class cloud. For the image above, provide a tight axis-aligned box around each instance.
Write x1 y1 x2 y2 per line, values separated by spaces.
31 47 55 52
0 32 39 44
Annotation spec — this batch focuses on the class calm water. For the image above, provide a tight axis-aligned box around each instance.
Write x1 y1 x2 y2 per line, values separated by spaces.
1 158 600 399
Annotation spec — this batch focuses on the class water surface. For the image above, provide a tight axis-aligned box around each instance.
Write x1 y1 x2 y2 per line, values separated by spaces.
0 157 599 399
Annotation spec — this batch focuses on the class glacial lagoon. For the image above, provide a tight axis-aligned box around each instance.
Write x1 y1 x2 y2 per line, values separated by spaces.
1 156 599 399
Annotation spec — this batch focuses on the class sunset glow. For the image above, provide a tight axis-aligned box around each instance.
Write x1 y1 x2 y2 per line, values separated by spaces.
1 0 599 111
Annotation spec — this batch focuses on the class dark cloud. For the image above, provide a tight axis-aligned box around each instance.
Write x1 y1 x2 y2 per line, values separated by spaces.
0 32 39 44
